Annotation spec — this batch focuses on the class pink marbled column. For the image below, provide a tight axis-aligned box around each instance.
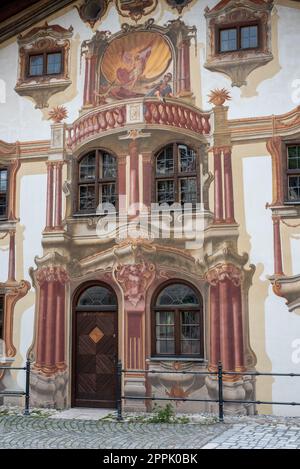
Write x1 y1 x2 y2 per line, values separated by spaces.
209 284 220 371
129 140 139 211
219 278 234 371
232 284 245 370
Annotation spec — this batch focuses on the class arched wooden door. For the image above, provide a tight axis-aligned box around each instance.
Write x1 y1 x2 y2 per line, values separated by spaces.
72 284 118 408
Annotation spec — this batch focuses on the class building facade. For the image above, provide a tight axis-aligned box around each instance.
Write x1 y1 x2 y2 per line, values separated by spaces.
0 0 300 415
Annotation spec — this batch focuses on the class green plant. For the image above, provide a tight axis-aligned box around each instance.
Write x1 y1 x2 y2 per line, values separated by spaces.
148 403 180 424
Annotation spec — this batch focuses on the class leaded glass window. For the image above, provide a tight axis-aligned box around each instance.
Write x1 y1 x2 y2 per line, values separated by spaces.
220 28 237 52
153 283 203 357
287 145 300 202
0 168 8 219
241 25 258 49
155 143 198 206
77 150 117 213
77 285 117 307
47 52 62 74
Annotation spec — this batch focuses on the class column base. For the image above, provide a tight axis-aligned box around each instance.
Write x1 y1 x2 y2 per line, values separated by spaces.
123 376 147 412
30 369 68 409
205 375 256 416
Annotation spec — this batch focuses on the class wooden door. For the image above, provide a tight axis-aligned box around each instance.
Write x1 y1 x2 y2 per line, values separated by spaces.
74 311 118 408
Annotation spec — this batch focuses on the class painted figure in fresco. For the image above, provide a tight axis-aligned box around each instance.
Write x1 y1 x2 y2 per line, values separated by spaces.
109 43 154 100
146 72 173 101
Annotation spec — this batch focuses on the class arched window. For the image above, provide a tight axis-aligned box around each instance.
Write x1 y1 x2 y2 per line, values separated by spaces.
77 150 117 213
152 282 203 357
76 285 117 310
154 143 199 205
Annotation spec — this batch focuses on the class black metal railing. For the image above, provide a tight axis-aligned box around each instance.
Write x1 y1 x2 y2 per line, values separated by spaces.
0 359 30 415
116 361 300 422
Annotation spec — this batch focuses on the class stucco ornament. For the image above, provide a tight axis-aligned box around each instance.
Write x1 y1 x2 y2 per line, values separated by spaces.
115 0 158 22
77 0 112 27
115 261 155 306
48 106 68 123
165 0 193 14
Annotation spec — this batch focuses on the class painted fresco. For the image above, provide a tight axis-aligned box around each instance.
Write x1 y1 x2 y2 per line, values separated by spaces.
98 32 173 102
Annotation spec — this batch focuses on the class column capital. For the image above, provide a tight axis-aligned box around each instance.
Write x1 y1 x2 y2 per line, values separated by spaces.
206 263 243 287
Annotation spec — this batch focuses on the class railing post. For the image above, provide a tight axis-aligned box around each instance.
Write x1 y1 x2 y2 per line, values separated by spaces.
24 359 30 416
218 361 224 422
116 360 123 421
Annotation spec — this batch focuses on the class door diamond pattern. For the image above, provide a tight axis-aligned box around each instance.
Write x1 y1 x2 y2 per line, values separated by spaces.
89 326 104 344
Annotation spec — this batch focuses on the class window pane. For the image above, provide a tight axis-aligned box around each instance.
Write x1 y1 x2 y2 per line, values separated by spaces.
220 29 237 52
179 145 196 173
29 55 43 76
157 180 175 205
156 311 174 325
180 178 197 204
156 325 174 339
241 26 258 49
0 169 8 192
79 185 95 210
156 340 175 355
47 52 62 74
288 146 300 170
156 145 174 175
78 286 117 306
181 340 200 355
288 176 300 201
156 284 199 306
80 153 96 181
101 153 117 178
0 295 4 340
100 183 116 207
182 311 200 325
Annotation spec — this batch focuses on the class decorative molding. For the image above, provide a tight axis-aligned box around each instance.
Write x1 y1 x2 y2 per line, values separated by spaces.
76 0 112 27
266 136 284 206
206 263 243 286
270 274 300 312
204 0 274 87
0 280 31 358
115 261 156 306
115 0 158 22
15 22 73 109
165 0 193 14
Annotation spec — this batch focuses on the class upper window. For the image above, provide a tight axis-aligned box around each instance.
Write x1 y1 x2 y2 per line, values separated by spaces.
28 51 63 77
0 167 8 219
219 24 259 53
287 145 300 202
152 283 203 358
77 285 117 309
0 295 4 340
154 143 199 206
77 150 117 213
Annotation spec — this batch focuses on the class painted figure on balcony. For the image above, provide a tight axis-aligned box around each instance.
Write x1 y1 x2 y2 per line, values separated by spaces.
99 31 173 102
146 72 173 101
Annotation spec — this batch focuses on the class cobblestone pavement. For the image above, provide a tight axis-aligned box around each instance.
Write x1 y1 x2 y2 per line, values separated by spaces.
0 415 226 449
1 414 300 449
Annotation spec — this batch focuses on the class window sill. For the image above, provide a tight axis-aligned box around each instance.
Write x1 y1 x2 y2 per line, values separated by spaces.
148 357 207 363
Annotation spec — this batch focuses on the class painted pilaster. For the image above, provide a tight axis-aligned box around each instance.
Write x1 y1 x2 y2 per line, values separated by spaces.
213 148 224 222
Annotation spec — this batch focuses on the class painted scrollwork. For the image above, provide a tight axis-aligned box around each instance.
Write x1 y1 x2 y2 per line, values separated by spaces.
115 261 156 306
15 23 73 109
204 0 274 87
205 263 243 287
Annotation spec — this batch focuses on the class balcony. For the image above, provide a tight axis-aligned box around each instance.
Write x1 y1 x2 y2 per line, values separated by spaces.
66 98 212 151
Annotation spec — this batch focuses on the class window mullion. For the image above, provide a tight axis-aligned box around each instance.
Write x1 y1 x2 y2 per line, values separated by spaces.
175 308 181 356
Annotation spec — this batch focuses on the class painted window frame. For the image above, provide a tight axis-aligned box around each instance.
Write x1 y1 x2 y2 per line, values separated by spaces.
74 149 118 215
153 143 200 206
0 166 9 221
151 281 204 359
285 143 300 203
217 21 261 54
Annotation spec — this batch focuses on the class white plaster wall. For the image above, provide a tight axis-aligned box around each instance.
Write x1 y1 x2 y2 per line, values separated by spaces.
0 244 9 282
19 173 46 283
243 156 300 416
